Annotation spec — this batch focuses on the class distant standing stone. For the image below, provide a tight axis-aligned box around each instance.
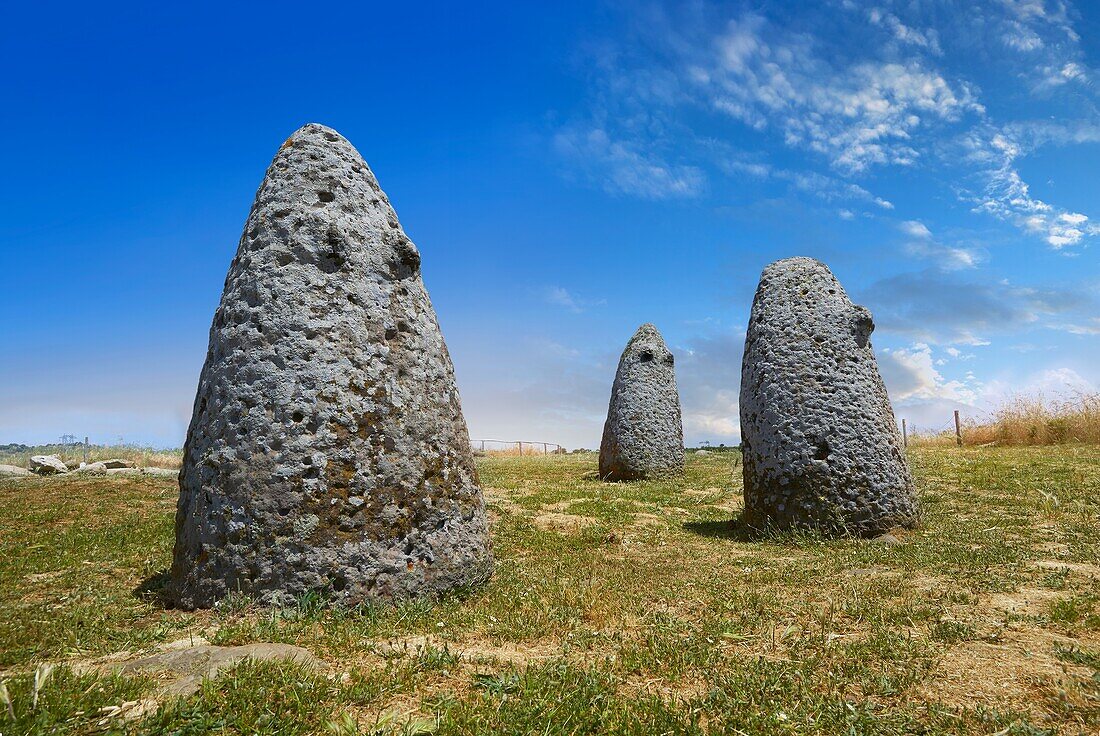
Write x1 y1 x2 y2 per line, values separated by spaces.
599 324 684 481
739 257 918 536
170 123 492 609
29 455 67 475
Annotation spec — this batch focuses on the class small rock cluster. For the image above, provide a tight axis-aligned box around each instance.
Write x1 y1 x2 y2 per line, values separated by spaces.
4 455 151 478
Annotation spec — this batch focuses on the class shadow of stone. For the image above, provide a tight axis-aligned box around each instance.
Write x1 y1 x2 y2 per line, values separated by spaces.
681 516 760 542
134 569 174 609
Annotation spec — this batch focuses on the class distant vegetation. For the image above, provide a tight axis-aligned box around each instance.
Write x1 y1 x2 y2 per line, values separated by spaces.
913 392 1100 447
0 444 182 470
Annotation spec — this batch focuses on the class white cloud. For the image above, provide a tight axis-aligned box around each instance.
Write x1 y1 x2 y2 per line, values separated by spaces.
553 127 705 199
880 343 981 404
698 14 982 172
964 129 1099 250
1051 317 1100 335
675 330 746 445
543 286 604 314
1002 20 1045 51
868 8 942 54
901 220 933 239
899 220 981 269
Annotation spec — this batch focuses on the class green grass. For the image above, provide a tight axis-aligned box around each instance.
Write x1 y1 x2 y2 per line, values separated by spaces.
1 446 1098 734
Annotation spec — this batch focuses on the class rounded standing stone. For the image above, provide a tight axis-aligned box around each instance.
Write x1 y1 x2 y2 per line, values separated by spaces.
170 123 492 609
739 257 918 536
599 324 684 481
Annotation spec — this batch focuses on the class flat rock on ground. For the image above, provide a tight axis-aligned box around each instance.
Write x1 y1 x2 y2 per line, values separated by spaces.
0 464 32 477
92 641 318 696
29 455 68 475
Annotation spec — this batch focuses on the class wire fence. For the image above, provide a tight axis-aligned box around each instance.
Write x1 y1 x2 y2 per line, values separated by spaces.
471 439 565 455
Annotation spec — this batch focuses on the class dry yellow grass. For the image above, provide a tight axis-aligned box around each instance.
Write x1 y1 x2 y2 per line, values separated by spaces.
910 392 1100 447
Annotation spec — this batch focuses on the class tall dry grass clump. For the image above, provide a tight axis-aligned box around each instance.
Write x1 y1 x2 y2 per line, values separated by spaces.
909 392 1100 447
963 392 1100 446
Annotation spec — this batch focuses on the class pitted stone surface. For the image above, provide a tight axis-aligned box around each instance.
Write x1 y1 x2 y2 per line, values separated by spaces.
739 257 918 536
599 324 684 481
171 123 492 609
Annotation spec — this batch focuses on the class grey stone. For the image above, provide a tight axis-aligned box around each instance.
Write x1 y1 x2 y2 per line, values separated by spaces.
694 450 712 456
170 123 492 610
139 467 179 478
29 455 67 475
739 257 919 537
599 324 684 481
112 643 317 696
76 462 108 475
101 459 135 469
0 464 32 477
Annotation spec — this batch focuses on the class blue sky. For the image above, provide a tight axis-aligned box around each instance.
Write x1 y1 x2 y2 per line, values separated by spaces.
2 0 1098 450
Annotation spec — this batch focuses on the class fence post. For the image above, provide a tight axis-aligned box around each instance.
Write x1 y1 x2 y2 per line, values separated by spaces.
84 436 89 464
517 441 523 456
901 420 907 448
954 410 963 447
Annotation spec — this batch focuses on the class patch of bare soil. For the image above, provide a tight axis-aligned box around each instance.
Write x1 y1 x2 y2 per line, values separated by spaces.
1031 559 1100 577
916 632 1095 723
987 587 1064 617
369 634 560 668
619 673 708 703
533 512 597 533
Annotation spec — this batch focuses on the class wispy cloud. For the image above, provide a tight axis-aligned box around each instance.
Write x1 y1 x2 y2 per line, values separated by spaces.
868 8 942 55
543 286 605 314
898 220 982 269
862 269 1090 345
555 1 1100 253
553 127 705 200
962 128 1098 250
696 13 981 172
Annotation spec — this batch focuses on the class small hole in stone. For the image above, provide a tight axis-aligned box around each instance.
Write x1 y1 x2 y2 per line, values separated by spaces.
331 576 347 592
639 350 654 362
814 439 831 461
292 411 305 423
317 190 335 203
303 456 312 466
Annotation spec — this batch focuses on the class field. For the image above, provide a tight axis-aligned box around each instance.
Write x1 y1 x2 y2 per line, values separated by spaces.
1 448 1097 735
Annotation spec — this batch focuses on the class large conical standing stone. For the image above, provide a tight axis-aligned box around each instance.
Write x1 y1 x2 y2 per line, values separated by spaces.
599 324 684 481
170 124 492 609
739 257 919 536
